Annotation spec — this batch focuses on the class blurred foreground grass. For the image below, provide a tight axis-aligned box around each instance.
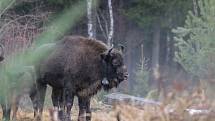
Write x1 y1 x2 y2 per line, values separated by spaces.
0 0 89 104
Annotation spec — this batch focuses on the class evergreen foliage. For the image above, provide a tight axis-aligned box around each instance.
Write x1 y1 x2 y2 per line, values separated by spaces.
173 0 215 79
47 0 77 6
125 0 192 28
133 59 150 97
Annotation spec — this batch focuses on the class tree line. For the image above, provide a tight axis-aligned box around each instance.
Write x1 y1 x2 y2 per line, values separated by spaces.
0 0 214 98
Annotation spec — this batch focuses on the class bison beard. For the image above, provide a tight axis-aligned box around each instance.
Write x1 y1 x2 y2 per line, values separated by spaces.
32 36 128 121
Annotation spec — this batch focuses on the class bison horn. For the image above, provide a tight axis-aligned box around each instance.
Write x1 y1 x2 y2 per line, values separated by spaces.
101 46 113 60
107 47 113 55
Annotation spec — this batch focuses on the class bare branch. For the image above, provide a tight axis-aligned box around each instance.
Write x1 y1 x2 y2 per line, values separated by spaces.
0 0 16 17
96 12 108 40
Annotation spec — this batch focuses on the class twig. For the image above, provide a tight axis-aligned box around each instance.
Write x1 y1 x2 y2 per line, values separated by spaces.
96 12 108 40
0 0 16 17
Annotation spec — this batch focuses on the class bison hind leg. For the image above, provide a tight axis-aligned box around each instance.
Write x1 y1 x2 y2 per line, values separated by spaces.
78 96 91 121
51 88 65 121
31 81 47 121
2 103 11 121
65 91 74 121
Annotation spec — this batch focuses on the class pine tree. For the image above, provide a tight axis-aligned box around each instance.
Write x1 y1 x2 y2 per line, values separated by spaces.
173 0 215 80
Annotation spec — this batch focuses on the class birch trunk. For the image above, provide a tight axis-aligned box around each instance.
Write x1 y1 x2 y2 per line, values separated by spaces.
87 0 93 38
87 0 96 38
107 0 114 46
166 31 170 65
141 44 144 69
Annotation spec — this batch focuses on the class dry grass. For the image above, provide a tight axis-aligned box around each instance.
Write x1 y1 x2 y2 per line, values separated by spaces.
1 89 215 121
93 89 215 121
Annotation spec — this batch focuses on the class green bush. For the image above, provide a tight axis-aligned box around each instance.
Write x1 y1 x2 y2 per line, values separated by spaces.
132 59 150 97
173 0 215 80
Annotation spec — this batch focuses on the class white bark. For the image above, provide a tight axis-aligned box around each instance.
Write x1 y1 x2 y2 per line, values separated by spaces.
166 31 170 64
107 0 114 46
87 0 94 38
141 44 144 69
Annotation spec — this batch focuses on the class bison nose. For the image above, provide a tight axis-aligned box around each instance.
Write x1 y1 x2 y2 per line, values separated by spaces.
102 78 109 85
124 73 129 80
122 65 127 70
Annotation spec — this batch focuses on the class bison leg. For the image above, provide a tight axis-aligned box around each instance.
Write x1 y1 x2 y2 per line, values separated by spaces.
65 91 74 121
33 81 47 121
37 84 47 121
78 97 91 121
29 86 39 118
51 88 64 121
52 88 74 121
2 103 11 121
86 99 91 121
11 95 21 121
51 88 61 108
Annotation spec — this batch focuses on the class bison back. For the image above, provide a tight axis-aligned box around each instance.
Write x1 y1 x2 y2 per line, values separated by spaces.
38 36 108 89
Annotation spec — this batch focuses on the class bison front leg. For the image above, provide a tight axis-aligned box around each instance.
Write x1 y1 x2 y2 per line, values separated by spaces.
2 103 11 121
78 97 91 121
65 91 74 121
33 81 47 121
11 95 21 121
29 85 39 119
52 88 64 121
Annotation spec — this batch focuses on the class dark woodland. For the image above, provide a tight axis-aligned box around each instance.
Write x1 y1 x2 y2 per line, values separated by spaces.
0 0 215 121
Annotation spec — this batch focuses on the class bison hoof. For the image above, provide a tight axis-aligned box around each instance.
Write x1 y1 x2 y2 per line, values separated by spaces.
65 116 72 121
33 116 42 121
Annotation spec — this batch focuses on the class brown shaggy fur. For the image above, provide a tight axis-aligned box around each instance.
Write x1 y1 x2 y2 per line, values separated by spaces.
38 36 109 95
33 35 127 121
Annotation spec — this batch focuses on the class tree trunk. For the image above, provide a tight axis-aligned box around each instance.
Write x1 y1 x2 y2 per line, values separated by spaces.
107 0 114 46
151 24 161 89
166 30 170 65
87 0 97 38
125 23 144 91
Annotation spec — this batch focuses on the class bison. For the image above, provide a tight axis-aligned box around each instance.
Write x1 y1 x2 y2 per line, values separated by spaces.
32 36 128 121
0 43 55 121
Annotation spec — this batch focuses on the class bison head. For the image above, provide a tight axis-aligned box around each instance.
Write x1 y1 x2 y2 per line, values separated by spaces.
101 46 128 90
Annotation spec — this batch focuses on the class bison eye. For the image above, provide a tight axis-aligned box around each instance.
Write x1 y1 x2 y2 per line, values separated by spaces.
112 59 120 66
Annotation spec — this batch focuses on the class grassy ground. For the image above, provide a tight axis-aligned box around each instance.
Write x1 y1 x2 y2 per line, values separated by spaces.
0 103 215 121
1 88 215 121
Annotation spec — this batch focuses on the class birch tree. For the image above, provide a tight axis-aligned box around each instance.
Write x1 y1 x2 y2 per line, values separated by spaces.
87 0 97 38
87 0 93 38
107 0 114 46
96 0 114 46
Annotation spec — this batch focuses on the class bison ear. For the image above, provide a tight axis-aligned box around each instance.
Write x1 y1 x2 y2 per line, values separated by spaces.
120 45 124 53
118 44 124 53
